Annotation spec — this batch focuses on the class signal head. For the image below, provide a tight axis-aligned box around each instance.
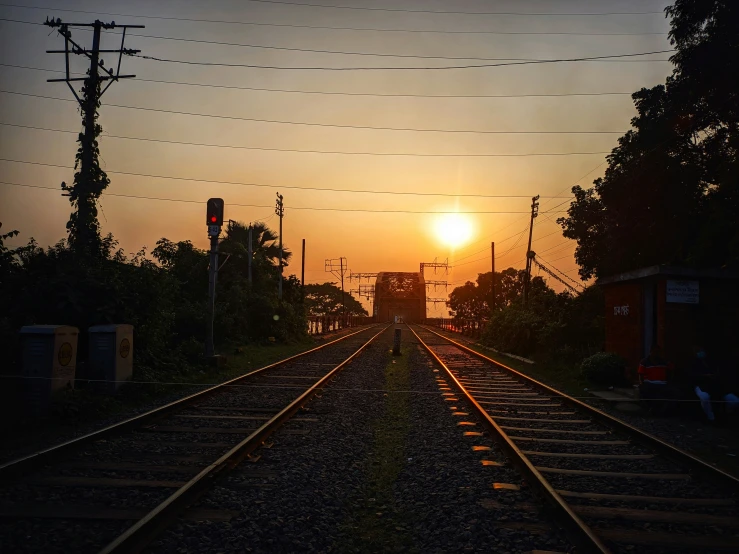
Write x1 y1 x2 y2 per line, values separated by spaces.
206 198 224 227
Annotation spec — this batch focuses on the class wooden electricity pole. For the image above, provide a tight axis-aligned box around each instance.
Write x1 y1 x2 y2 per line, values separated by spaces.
523 195 540 307
301 238 306 301
45 18 143 255
491 241 496 311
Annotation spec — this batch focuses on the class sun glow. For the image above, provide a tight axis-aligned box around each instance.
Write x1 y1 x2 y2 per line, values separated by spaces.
435 213 473 248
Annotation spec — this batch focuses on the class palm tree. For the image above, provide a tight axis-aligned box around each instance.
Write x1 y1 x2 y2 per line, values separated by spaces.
223 221 291 267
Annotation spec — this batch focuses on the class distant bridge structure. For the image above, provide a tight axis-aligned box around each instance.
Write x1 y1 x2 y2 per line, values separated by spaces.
374 271 426 323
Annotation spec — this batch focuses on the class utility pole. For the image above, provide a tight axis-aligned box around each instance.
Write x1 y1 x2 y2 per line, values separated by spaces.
275 193 284 300
247 224 253 285
206 198 225 358
301 239 306 301
45 18 142 255
491 241 496 311
340 257 345 317
325 257 348 316
523 195 540 307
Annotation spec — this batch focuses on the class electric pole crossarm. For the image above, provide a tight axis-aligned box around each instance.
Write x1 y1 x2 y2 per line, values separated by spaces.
45 19 145 28
48 76 136 82
47 49 141 54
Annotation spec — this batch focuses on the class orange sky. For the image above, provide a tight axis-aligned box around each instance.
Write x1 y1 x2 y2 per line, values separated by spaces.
0 0 673 316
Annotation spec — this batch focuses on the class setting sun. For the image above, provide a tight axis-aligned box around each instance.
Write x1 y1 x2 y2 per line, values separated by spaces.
434 213 473 248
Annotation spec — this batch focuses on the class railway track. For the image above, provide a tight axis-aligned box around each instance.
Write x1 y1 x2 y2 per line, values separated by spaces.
0 324 387 553
410 324 739 553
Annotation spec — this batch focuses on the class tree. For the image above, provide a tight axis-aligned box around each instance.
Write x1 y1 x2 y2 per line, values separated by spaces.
447 281 486 320
222 221 292 267
447 269 551 320
304 283 368 316
558 1 739 279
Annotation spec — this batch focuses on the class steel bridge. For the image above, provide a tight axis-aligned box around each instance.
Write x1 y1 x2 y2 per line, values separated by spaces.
374 271 426 323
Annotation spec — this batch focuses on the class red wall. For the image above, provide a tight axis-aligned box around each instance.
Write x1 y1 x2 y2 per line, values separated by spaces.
604 283 644 375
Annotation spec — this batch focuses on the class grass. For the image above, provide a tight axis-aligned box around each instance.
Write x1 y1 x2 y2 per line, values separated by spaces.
0 329 360 460
341 345 417 554
447 334 589 397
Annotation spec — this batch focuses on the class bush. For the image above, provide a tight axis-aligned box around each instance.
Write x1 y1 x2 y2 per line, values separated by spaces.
580 352 628 386
482 307 544 357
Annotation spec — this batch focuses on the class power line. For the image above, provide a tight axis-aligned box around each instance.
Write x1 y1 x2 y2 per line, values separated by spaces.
129 49 673 71
0 157 572 200
0 19 671 63
540 242 575 258
450 221 564 269
0 5 671 34
0 90 627 136
451 226 530 264
537 254 584 288
452 227 529 268
547 252 578 263
536 239 573 255
124 36 668 64
0 181 568 214
227 0 664 16
445 207 563 259
0 64 639 99
1 122 613 158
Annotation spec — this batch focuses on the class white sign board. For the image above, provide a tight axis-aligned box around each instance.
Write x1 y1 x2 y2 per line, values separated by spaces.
666 280 699 304
207 224 221 237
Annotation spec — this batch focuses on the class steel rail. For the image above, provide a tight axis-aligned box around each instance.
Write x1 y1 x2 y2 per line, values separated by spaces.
408 324 610 553
100 323 390 553
0 324 381 480
417 324 739 493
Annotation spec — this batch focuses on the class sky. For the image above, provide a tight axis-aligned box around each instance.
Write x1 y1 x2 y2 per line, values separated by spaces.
0 0 674 316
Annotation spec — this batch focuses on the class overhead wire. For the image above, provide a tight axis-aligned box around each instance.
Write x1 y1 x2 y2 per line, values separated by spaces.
1 122 613 158
0 64 640 99
0 181 568 215
218 0 665 16
128 49 673 71
536 253 583 288
0 18 670 63
0 90 628 135
0 4 670 35
0 157 570 200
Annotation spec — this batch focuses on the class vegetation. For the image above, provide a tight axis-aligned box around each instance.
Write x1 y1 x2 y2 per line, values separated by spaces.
447 268 551 320
304 282 368 316
0 220 308 385
580 352 629 387
446 3 738 388
558 1 739 279
447 269 604 364
342 346 414 553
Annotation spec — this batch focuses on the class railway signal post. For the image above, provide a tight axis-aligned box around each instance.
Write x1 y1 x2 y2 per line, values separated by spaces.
275 193 285 301
206 198 224 358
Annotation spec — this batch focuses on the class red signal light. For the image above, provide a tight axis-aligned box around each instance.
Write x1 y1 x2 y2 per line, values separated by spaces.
206 198 224 226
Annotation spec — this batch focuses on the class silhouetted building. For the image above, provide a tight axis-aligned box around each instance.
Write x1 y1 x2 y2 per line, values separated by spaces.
374 272 426 323
598 265 739 377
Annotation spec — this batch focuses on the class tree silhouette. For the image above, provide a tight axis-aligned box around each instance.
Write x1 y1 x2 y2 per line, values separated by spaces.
223 221 291 267
447 269 551 320
304 283 368 316
558 0 739 279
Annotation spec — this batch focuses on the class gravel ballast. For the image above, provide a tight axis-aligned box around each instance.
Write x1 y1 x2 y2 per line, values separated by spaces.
0 326 383 553
149 325 573 553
